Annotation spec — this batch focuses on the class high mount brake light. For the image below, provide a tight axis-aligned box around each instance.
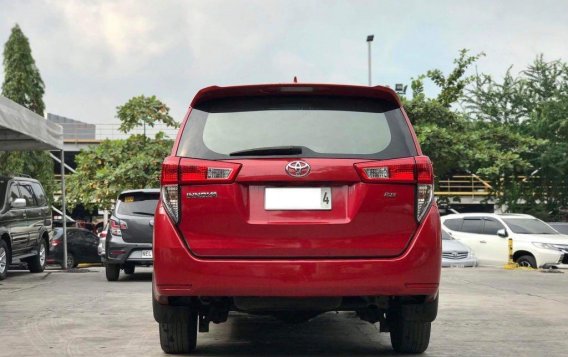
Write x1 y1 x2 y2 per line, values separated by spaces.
159 157 242 223
354 156 434 221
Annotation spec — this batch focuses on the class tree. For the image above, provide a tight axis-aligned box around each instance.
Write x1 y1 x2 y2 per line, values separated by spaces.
464 55 567 220
403 49 483 179
66 133 173 211
116 95 178 134
0 24 55 201
67 95 178 211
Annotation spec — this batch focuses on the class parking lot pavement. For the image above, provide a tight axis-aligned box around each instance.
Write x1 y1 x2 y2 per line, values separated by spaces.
1 267 568 357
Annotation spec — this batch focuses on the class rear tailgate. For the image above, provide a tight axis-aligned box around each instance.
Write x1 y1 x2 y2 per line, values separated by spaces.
178 158 417 258
115 191 159 244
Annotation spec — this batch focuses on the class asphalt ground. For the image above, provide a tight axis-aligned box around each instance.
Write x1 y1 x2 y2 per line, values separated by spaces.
1 265 567 357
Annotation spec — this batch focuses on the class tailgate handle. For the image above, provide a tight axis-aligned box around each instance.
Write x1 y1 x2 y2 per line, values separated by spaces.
480 240 487 244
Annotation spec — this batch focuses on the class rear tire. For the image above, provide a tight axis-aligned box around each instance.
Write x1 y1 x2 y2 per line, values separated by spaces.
105 263 120 281
28 239 47 273
61 253 75 269
159 310 198 354
517 255 537 269
0 240 10 280
124 264 135 275
390 318 431 354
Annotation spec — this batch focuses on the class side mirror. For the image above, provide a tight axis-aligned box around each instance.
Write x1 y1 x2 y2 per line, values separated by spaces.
497 228 508 238
11 198 26 209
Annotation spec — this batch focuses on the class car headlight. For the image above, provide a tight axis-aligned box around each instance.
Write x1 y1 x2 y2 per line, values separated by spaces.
532 242 560 251
468 249 475 258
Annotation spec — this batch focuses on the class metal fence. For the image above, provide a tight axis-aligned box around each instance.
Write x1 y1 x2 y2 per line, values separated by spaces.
61 123 179 141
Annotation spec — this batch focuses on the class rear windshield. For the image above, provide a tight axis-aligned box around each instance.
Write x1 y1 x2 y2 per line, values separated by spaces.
116 192 159 217
177 96 417 160
502 218 559 235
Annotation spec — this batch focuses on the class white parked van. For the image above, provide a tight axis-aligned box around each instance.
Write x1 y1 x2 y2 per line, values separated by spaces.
441 213 568 268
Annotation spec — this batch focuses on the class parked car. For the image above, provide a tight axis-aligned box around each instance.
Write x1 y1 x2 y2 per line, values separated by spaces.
97 223 108 256
549 222 568 235
47 227 100 268
442 229 477 267
0 176 52 280
153 83 441 354
441 213 568 268
102 189 159 281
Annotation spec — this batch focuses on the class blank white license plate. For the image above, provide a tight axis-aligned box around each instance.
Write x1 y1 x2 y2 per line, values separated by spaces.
141 250 153 258
265 187 332 210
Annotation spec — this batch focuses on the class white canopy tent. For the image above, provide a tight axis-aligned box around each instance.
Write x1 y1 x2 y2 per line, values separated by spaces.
0 95 70 269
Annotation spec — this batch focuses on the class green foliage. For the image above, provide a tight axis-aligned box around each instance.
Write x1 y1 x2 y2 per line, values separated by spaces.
464 55 568 219
116 95 178 133
405 49 568 220
404 49 483 179
2 24 45 114
0 24 54 201
67 133 172 211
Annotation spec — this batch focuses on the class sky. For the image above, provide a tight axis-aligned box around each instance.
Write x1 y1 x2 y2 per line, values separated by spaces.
1 0 567 126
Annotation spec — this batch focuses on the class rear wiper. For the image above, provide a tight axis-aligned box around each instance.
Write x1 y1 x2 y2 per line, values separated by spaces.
131 211 154 216
229 146 303 157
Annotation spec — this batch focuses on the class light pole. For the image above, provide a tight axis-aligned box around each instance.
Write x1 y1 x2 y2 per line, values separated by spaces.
366 35 374 86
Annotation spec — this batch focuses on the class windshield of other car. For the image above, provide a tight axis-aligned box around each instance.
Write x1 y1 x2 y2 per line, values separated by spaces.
116 192 159 217
550 224 568 235
502 218 559 234
177 96 417 160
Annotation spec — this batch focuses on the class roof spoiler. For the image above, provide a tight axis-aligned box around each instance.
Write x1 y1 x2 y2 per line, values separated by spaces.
190 84 402 108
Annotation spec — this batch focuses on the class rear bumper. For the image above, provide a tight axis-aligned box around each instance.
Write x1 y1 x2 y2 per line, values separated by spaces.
103 235 153 265
153 205 441 299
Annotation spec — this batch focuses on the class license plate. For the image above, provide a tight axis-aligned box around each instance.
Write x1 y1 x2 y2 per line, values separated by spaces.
141 250 153 258
450 264 465 268
265 187 332 210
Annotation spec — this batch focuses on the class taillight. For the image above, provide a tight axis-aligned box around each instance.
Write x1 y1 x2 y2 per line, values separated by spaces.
162 185 179 223
354 156 434 222
415 156 434 221
110 218 127 236
159 156 241 223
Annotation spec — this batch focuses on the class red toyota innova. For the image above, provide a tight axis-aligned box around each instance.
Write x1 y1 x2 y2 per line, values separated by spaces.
153 83 441 354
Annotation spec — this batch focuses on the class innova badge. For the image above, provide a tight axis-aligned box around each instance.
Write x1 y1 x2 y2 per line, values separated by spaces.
285 161 311 177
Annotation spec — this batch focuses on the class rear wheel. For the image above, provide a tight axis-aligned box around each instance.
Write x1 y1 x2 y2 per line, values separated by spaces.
28 239 47 273
159 310 198 354
105 263 120 281
0 240 9 280
389 318 431 354
61 253 76 269
124 264 135 275
517 255 537 269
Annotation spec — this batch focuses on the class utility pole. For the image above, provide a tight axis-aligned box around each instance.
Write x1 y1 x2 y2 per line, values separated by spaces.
367 35 374 86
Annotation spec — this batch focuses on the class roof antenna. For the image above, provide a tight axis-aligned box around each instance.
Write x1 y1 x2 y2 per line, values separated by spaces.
293 76 298 83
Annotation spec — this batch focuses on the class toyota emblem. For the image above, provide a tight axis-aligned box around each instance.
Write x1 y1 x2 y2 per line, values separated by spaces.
285 161 311 177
